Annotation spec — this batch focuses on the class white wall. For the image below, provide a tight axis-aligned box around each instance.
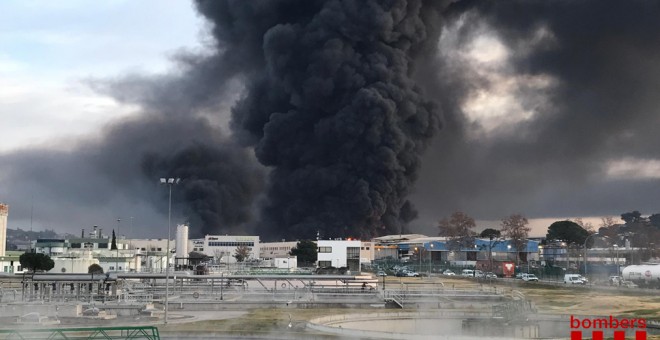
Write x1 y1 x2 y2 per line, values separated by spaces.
260 241 298 259
272 256 297 270
317 240 361 268
189 235 260 264
50 257 99 274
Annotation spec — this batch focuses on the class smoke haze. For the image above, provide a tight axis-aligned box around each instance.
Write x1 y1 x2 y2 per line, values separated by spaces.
1 0 659 238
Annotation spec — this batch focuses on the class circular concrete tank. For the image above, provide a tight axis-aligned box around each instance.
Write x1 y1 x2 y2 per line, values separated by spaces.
307 311 542 339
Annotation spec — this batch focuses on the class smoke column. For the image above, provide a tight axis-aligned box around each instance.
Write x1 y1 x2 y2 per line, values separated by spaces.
196 0 446 239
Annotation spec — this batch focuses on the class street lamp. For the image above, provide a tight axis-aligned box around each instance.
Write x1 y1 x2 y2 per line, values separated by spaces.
614 244 620 275
160 177 180 324
583 233 600 276
429 243 434 276
116 218 121 273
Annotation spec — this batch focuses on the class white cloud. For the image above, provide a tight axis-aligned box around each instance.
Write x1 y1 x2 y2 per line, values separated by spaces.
0 1 204 152
605 158 660 180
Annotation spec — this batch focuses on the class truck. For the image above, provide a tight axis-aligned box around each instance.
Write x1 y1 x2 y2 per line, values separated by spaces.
564 274 586 284
476 260 515 278
621 264 660 288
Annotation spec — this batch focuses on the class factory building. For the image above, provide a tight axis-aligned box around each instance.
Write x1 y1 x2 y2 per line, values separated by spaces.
317 239 361 272
189 234 260 264
259 241 298 260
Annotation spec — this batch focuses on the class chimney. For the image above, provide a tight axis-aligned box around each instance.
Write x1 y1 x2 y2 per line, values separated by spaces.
82 228 85 238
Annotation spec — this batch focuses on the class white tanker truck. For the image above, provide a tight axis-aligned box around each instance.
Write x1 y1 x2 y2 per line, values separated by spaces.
621 264 660 289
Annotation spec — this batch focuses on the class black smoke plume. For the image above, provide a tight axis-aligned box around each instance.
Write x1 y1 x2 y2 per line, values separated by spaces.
195 0 447 239
410 0 660 231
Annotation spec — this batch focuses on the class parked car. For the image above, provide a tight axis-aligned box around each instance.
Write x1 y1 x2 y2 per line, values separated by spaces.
377 271 387 277
484 272 498 279
515 272 524 279
522 274 539 282
443 270 456 276
609 276 622 285
461 269 474 277
405 271 420 277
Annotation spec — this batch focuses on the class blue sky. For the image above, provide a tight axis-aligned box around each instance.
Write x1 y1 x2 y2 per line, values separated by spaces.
0 0 204 151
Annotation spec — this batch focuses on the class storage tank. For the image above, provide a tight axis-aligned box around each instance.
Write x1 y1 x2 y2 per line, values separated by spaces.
621 264 660 288
0 203 7 256
176 224 189 259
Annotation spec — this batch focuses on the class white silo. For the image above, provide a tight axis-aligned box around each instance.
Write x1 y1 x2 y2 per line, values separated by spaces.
176 224 189 259
0 203 7 256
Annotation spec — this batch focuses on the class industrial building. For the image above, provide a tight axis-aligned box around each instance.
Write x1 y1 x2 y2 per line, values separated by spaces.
188 234 260 264
317 239 362 272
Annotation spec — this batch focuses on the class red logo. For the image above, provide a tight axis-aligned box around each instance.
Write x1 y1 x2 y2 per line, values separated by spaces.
570 330 646 339
570 316 647 339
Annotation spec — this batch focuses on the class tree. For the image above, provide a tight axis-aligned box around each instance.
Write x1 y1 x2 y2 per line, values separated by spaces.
649 213 660 228
289 240 317 266
571 218 595 233
233 245 251 262
546 220 590 246
598 216 620 241
480 228 503 271
19 252 54 272
621 211 643 224
500 214 531 264
88 263 104 274
480 228 501 239
188 251 211 266
438 211 477 250
111 229 117 250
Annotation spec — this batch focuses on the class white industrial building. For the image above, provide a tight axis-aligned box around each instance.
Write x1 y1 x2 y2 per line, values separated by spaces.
188 234 260 264
317 239 362 272
260 241 298 259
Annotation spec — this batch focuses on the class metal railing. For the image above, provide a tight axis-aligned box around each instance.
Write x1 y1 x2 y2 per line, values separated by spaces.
0 326 160 340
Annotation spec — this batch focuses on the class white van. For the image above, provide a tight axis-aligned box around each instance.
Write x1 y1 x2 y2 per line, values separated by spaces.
461 269 474 277
564 274 585 284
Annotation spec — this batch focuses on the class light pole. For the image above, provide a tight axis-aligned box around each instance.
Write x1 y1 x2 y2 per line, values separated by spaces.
614 244 620 275
116 218 120 273
160 177 180 324
583 233 599 276
429 243 434 276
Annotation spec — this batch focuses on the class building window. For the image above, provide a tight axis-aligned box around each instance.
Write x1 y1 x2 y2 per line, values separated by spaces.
318 261 332 267
318 247 332 253
347 247 360 259
71 243 81 248
366 247 370 250
157 248 162 251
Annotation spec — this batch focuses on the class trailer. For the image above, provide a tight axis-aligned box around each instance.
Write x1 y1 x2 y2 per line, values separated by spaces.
621 263 660 289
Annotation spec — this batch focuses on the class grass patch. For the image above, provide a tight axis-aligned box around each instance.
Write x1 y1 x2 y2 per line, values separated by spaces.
619 308 660 320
